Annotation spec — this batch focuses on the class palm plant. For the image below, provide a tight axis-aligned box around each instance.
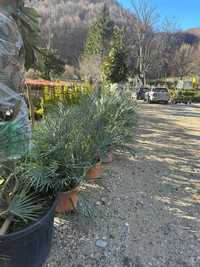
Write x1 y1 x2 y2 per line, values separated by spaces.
0 162 49 235
0 103 87 234
99 89 137 152
21 104 89 194
77 87 137 157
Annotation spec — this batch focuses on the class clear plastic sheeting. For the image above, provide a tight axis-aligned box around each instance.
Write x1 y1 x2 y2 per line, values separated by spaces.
0 8 31 162
0 9 24 91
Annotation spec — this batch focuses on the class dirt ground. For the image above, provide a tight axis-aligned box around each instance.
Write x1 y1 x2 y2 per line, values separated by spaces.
46 103 200 267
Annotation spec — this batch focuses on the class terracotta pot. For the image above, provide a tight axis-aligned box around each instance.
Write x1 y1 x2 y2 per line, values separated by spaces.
55 187 80 214
86 162 103 180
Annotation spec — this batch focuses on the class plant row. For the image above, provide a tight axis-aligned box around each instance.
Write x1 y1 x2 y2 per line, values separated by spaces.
0 87 137 234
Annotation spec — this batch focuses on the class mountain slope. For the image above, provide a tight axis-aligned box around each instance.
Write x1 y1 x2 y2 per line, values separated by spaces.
26 0 133 65
186 28 200 39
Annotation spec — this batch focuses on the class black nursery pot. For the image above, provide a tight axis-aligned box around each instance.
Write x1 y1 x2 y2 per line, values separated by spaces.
0 199 57 267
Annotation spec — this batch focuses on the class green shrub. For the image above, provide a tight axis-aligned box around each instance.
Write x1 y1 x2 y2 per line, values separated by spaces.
73 87 137 158
28 82 93 119
170 89 200 103
21 104 91 193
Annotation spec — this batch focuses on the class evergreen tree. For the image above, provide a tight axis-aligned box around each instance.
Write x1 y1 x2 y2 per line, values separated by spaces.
81 4 114 84
102 27 128 84
84 4 114 58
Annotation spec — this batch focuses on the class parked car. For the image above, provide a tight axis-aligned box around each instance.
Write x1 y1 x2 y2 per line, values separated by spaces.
145 87 169 104
136 87 150 100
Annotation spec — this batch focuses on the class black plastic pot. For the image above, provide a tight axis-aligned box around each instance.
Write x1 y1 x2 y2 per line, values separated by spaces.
0 199 57 267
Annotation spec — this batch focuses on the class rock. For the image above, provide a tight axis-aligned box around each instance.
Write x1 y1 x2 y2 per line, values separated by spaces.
101 198 106 205
135 200 144 208
160 224 171 236
109 234 115 239
96 201 101 206
95 239 108 249
123 256 133 267
122 256 144 267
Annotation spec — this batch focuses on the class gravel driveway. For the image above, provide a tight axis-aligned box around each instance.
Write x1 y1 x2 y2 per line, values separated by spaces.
46 103 200 267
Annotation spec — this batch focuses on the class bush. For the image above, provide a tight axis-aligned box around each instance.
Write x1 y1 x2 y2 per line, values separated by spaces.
72 87 137 159
170 89 200 103
27 81 93 119
21 104 90 193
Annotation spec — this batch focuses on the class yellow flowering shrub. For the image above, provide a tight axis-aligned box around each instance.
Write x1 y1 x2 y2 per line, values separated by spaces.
30 81 93 119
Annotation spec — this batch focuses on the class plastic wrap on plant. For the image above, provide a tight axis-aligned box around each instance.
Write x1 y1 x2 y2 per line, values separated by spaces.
0 83 31 161
0 9 24 90
0 9 31 161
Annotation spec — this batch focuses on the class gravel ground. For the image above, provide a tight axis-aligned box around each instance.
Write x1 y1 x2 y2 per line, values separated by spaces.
45 103 200 267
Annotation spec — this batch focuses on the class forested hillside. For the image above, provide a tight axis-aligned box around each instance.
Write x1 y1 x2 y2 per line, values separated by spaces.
26 0 133 66
26 0 200 79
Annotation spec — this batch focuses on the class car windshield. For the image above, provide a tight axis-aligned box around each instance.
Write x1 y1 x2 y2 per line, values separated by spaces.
153 88 168 92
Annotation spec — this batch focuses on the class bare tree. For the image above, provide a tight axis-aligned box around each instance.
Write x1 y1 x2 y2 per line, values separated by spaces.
162 17 180 33
130 0 159 84
174 44 194 78
189 44 200 76
159 17 181 77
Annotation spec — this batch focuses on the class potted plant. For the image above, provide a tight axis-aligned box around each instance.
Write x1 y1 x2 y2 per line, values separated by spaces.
0 1 57 266
83 87 137 162
0 169 57 267
67 92 107 182
0 83 137 267
69 87 137 181
95 88 137 155
0 102 90 266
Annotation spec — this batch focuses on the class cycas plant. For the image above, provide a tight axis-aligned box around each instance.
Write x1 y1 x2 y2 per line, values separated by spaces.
68 87 137 161
21 104 87 194
92 88 137 154
0 164 48 234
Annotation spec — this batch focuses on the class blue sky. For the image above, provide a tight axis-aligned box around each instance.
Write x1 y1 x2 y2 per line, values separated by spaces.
118 0 200 30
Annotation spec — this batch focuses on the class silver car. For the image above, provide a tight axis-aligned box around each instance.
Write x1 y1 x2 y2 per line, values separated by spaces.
145 87 169 104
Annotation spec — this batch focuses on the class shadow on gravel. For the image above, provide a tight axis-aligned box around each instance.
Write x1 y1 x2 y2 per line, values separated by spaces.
135 106 200 224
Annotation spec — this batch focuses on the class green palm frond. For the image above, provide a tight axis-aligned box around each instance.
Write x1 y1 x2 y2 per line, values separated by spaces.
7 192 45 223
